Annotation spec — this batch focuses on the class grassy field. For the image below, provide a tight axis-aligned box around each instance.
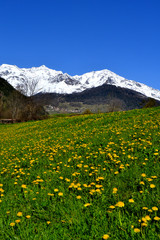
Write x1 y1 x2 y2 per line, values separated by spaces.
0 107 160 240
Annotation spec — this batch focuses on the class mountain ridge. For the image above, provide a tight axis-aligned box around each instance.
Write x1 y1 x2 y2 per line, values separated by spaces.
0 64 160 101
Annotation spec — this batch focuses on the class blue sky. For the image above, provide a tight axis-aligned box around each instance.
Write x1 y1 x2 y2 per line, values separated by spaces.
0 0 160 90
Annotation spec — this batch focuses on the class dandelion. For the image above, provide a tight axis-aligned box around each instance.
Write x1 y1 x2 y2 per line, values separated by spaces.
154 216 160 221
142 207 148 210
76 195 81 199
47 221 51 224
129 199 134 203
58 192 63 196
17 212 23 217
15 219 21 223
115 201 125 207
145 215 151 221
26 215 31 219
21 184 27 188
140 181 145 185
141 173 146 177
10 222 15 227
109 205 115 209
134 228 140 233
103 234 110 239
48 193 54 196
150 184 156 188
112 188 118 193
84 203 91 207
54 188 59 192
152 206 158 211
141 223 147 227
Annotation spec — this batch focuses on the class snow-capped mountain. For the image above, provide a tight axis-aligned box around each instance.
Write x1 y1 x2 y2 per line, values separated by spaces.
0 64 160 100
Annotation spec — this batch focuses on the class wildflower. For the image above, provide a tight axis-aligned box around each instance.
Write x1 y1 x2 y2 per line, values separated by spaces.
47 221 51 224
58 192 63 196
17 212 23 217
141 223 147 227
109 205 115 209
134 228 140 233
150 184 156 188
15 219 21 223
154 216 160 221
115 201 125 207
129 199 134 203
76 195 81 199
48 193 54 196
140 181 145 185
10 222 15 227
112 188 118 193
21 184 27 189
152 206 158 211
145 215 151 221
142 207 148 210
141 173 146 177
54 189 59 192
103 234 110 239
26 215 31 219
84 203 91 207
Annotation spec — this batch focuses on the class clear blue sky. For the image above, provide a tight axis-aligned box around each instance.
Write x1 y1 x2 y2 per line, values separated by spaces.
0 0 160 90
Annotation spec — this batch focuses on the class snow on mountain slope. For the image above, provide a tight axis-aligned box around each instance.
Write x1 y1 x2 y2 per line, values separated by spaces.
0 64 160 100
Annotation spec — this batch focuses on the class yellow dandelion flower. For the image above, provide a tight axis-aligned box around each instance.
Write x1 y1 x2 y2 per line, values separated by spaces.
21 184 27 188
84 203 91 207
148 209 153 212
103 234 110 239
141 223 147 227
150 184 156 188
48 193 54 196
152 206 158 211
112 188 118 193
10 222 15 227
145 215 151 221
54 188 59 192
140 181 145 185
142 207 148 210
15 219 21 223
47 221 51 224
141 173 146 177
142 217 147 222
17 212 23 217
109 205 115 209
129 199 134 203
154 216 160 221
76 195 81 199
58 192 63 196
115 201 125 207
26 215 31 219
134 228 140 233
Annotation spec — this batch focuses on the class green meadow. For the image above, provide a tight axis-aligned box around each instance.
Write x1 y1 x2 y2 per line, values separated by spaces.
0 107 160 240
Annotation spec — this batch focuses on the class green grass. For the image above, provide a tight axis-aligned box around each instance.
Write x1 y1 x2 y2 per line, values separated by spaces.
0 107 160 239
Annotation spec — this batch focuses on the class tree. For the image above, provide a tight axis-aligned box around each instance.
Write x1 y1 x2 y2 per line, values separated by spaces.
107 98 125 112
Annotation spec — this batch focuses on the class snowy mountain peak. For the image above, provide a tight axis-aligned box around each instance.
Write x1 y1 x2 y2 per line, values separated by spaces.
0 64 160 101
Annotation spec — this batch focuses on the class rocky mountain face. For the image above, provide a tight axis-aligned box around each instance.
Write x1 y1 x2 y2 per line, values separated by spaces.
0 64 160 101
